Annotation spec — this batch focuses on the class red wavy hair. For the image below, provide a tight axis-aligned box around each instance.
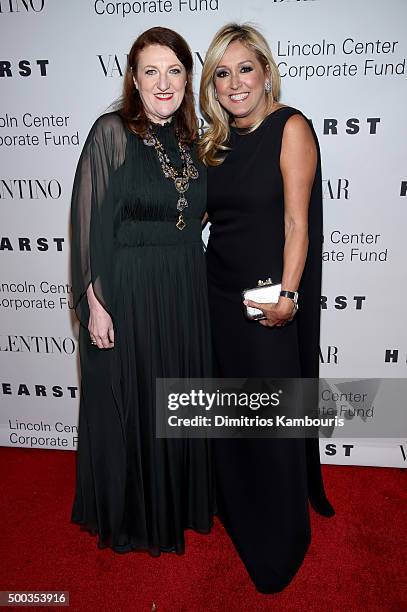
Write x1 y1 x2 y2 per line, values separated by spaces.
119 27 197 144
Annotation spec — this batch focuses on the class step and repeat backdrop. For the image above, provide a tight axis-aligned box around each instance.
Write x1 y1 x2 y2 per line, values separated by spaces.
1 0 406 467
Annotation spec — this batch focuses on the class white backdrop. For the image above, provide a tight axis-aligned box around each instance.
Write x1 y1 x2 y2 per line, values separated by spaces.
1 0 406 467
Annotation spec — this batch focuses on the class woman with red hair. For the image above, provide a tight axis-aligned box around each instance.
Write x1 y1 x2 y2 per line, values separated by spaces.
70 27 214 555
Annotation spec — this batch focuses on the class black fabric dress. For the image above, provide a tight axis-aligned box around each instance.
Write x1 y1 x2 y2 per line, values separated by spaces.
206 106 335 593
70 112 214 555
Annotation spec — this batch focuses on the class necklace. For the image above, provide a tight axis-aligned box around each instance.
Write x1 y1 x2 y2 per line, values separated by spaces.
143 124 199 230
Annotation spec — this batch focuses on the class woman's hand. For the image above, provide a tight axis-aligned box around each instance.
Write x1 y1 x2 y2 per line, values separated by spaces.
88 304 114 348
86 284 114 349
243 296 297 328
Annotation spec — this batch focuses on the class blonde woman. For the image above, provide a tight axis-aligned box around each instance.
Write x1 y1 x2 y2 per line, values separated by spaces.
199 23 334 593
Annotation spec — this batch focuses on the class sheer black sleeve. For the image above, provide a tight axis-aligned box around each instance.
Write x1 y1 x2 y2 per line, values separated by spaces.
70 112 126 328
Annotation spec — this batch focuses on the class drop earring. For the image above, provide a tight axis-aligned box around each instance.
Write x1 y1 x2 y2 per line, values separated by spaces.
265 80 272 93
214 90 218 100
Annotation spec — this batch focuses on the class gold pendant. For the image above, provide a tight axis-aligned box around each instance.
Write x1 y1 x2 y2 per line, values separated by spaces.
175 177 189 193
176 212 186 231
187 165 199 179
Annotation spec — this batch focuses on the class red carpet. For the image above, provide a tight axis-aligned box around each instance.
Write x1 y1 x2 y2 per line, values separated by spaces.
0 447 406 612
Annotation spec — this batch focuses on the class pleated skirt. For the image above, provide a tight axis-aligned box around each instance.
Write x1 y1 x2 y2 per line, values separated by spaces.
71 241 215 554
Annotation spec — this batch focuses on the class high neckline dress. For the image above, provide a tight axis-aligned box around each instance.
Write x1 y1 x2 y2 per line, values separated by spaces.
206 106 335 593
70 113 215 555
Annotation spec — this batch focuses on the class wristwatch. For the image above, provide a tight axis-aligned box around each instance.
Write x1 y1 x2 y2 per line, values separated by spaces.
280 290 298 305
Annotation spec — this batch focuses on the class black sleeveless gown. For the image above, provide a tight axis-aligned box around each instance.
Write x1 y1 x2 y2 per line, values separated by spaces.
206 106 335 593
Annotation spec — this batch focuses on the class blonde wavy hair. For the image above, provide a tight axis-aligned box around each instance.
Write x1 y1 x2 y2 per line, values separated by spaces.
199 23 281 166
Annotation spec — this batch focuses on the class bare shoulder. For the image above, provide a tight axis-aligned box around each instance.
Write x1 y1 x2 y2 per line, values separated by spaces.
282 113 314 142
281 113 316 166
280 112 317 178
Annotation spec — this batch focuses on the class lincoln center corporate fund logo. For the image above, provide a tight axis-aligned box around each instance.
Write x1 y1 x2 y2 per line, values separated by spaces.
93 0 219 17
276 37 406 80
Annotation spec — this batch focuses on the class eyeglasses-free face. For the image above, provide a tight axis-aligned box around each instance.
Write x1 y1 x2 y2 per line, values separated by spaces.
214 40 270 128
133 44 187 125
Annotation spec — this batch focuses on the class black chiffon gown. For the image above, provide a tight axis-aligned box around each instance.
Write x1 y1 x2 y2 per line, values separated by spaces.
206 106 335 593
70 112 215 554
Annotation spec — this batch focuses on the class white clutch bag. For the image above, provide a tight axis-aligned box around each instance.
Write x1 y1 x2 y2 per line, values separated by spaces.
242 278 282 321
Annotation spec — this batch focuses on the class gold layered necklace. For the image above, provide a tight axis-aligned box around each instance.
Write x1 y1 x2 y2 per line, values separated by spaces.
143 123 199 230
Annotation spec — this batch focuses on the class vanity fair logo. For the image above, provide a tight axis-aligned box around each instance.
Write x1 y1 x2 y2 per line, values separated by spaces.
0 335 76 354
97 53 128 77
0 236 64 251
0 0 44 12
321 296 366 310
0 59 49 77
0 178 62 199
1 382 78 398
322 179 350 200
319 345 339 364
98 51 204 76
